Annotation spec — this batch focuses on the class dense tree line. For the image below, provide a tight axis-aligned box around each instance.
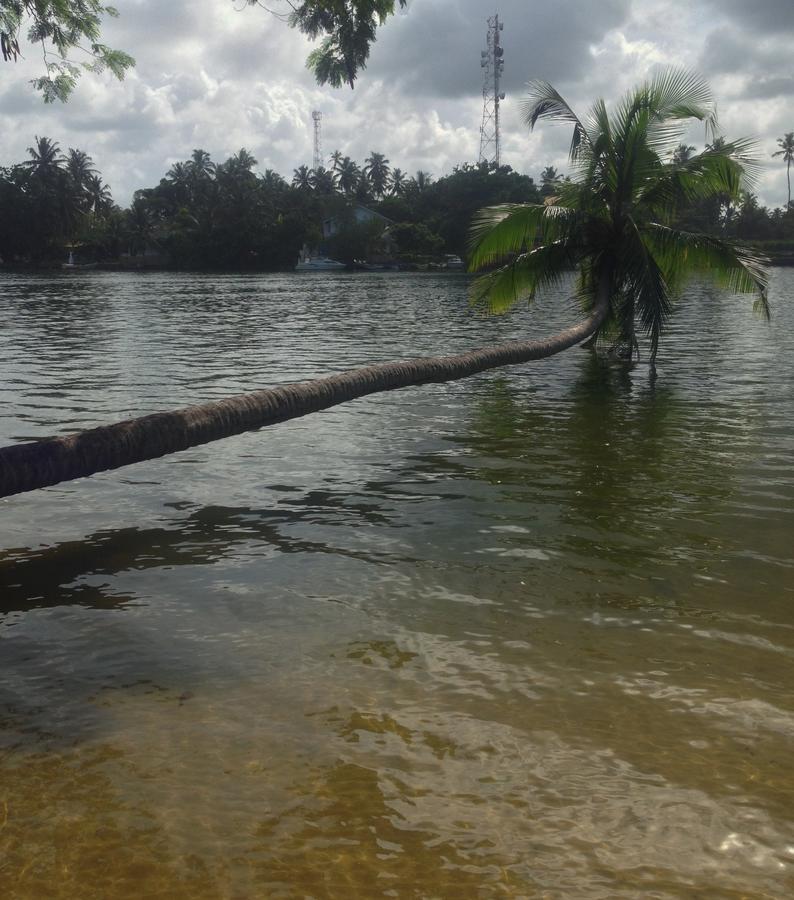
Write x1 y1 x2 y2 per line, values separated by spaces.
2 137 793 271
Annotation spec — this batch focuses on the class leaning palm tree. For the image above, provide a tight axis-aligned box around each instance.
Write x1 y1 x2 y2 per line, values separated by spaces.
0 71 769 500
772 132 794 208
468 69 768 368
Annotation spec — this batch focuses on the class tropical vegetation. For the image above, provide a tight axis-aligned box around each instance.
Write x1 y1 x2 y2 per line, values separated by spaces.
0 70 777 501
2 127 793 274
0 144 542 269
468 70 770 368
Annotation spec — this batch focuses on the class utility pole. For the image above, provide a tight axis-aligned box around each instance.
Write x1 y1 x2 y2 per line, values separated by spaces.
478 14 505 168
312 110 323 171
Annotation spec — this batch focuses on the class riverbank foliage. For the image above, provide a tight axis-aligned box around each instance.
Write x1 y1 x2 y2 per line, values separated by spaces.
1 137 793 271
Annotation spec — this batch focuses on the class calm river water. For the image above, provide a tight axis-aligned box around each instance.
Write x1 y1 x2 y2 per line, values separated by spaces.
1 270 793 898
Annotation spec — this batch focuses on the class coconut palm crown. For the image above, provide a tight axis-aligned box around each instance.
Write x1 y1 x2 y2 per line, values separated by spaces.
468 70 769 365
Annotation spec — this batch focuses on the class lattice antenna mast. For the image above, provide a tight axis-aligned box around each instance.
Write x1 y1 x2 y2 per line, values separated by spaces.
478 15 505 168
312 110 323 171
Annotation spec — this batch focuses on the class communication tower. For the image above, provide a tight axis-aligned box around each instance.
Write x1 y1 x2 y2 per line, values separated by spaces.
312 111 323 171
478 15 505 168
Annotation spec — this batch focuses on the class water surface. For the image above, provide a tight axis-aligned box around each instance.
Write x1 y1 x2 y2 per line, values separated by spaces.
1 271 793 898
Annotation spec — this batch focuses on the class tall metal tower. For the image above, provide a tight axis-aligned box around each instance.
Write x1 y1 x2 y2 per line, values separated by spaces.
312 111 323 171
478 15 505 168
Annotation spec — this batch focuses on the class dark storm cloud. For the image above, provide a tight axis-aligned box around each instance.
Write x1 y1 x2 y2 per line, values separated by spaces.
368 0 632 97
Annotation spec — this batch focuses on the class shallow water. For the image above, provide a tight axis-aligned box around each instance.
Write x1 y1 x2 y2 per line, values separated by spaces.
1 270 793 898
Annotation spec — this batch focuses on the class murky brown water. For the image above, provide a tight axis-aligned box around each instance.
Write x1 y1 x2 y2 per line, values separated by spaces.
1 270 793 898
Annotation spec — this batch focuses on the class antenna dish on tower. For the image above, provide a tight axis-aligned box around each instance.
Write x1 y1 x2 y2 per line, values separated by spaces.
478 14 505 168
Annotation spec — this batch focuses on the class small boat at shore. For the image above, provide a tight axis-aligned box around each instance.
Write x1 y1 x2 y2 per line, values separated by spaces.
295 256 346 272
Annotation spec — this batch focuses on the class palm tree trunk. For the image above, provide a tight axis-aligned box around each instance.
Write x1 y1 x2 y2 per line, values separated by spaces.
788 159 791 209
0 278 611 500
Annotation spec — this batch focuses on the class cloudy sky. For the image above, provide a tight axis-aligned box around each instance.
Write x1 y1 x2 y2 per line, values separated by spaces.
0 0 792 206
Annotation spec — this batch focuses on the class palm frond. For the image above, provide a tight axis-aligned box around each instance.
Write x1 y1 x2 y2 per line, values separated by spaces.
620 217 673 359
470 239 580 315
612 70 717 161
646 68 717 134
522 81 590 161
467 203 573 270
639 140 760 214
643 223 769 317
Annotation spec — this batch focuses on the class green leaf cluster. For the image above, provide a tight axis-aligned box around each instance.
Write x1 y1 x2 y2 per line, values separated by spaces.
250 0 406 88
0 0 133 101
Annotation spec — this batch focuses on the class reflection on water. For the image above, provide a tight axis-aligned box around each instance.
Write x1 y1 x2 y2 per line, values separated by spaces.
1 270 793 898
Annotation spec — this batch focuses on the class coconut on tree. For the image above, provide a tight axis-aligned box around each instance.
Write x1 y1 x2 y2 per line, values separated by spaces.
0 70 769 499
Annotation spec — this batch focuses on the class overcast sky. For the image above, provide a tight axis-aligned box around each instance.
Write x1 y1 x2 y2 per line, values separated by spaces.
0 0 792 207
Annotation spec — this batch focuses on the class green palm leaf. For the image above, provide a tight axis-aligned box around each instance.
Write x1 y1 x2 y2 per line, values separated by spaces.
467 203 574 269
471 239 581 314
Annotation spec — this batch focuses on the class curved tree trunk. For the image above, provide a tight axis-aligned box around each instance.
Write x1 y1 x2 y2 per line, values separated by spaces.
0 278 610 500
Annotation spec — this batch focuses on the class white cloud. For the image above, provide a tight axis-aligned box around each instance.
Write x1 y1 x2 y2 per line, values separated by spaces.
0 0 792 208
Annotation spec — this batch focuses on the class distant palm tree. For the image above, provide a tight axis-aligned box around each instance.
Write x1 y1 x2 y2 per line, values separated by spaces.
311 165 336 194
410 170 433 193
261 169 287 191
228 148 258 173
336 156 360 194
189 148 215 181
540 165 559 190
389 167 406 196
772 132 794 208
329 149 344 172
65 148 97 198
364 151 390 197
22 136 80 234
166 161 189 183
165 161 191 206
125 196 154 255
672 143 696 164
354 173 374 203
292 165 313 190
24 136 64 181
85 174 112 216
